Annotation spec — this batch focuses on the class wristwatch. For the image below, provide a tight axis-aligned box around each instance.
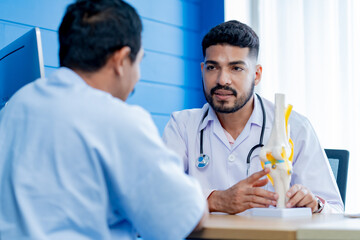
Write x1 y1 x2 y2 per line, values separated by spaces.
313 197 324 213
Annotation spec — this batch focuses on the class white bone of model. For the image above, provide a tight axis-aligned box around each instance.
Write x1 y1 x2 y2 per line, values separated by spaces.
259 94 293 208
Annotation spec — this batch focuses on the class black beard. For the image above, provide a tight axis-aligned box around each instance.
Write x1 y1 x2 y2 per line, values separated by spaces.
203 80 255 114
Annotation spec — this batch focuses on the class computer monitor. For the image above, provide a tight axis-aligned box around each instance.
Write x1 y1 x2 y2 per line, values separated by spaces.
0 27 45 110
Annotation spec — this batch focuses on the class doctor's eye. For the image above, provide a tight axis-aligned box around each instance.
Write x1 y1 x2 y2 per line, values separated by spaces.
232 66 244 72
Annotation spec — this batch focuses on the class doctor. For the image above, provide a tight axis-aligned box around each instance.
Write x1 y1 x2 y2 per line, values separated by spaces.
163 20 343 214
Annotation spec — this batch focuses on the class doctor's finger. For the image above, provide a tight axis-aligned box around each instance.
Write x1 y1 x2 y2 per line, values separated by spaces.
286 184 302 198
245 202 270 209
244 194 277 207
246 168 270 184
247 187 278 201
286 188 308 208
252 178 268 187
297 194 316 208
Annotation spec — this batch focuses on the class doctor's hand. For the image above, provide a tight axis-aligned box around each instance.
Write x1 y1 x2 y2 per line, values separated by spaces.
207 168 278 214
286 184 318 213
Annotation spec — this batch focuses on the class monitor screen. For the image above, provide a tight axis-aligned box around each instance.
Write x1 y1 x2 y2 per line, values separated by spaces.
0 27 45 110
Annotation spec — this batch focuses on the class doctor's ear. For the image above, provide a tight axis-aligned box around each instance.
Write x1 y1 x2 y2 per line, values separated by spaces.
112 46 131 76
254 64 262 86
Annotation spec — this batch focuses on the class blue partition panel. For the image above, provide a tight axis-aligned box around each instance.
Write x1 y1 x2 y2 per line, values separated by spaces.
0 1 72 30
151 114 171 135
130 0 200 31
127 81 205 114
40 30 59 67
142 18 202 59
141 51 201 88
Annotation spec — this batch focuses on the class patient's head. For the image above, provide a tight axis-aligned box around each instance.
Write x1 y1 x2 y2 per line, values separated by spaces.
58 0 142 72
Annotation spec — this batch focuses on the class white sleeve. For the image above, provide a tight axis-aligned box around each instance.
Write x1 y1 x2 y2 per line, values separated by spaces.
162 113 189 173
321 200 343 213
291 116 344 213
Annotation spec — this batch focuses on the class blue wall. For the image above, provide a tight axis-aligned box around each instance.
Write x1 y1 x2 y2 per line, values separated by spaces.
0 0 224 134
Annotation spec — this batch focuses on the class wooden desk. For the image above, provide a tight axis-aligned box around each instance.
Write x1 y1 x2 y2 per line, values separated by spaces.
297 214 360 239
188 214 360 240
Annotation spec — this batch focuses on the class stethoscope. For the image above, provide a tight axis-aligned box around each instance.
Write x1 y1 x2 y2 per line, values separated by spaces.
197 93 266 172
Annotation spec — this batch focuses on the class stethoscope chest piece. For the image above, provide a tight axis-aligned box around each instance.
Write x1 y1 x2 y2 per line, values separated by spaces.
197 154 210 168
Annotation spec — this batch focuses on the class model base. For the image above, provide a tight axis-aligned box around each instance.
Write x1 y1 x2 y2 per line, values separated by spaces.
247 207 312 218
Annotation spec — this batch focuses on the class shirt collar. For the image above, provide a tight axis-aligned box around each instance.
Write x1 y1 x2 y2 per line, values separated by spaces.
52 67 116 99
249 93 270 129
198 103 216 131
50 67 89 87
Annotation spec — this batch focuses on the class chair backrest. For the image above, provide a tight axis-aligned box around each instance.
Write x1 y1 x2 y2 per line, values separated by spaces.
324 149 349 206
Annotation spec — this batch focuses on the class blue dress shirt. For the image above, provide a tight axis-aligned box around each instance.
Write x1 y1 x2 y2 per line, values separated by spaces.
0 67 205 240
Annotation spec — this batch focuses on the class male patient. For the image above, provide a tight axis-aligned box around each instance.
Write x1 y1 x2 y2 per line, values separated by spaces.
163 20 343 215
0 0 207 239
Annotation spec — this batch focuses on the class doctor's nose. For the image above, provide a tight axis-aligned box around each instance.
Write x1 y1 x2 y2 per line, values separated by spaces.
217 71 231 85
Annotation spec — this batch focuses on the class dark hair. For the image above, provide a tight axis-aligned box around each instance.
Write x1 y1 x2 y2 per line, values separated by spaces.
59 0 142 72
202 20 259 60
